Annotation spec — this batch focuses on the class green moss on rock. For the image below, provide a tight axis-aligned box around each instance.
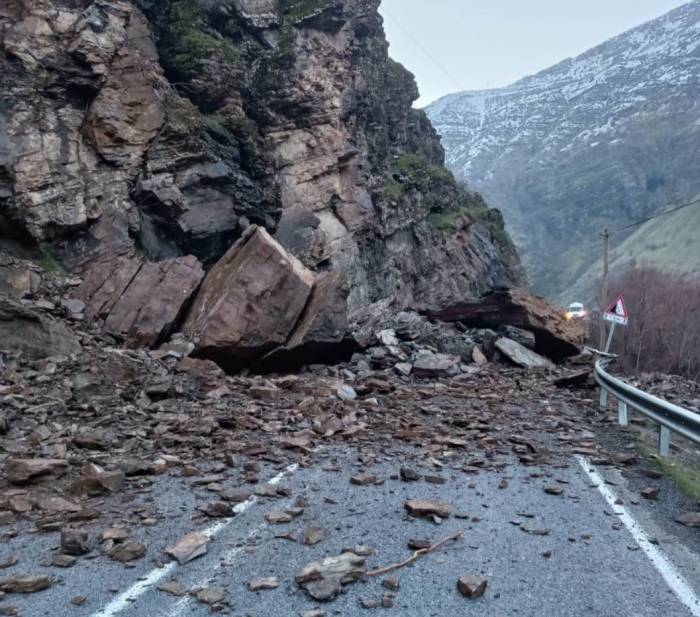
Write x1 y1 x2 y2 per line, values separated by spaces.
166 0 237 76
280 0 333 22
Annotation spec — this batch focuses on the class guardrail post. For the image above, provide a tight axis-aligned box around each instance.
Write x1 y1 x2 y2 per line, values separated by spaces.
658 425 671 457
598 387 608 412
617 401 628 427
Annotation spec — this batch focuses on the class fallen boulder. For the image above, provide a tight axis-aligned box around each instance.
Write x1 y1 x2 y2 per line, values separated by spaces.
0 298 80 359
254 272 358 372
495 338 554 369
74 255 203 348
183 226 315 372
424 288 585 360
296 551 366 601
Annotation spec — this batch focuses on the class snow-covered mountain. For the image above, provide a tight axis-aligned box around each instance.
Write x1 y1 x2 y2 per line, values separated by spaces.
426 1 700 299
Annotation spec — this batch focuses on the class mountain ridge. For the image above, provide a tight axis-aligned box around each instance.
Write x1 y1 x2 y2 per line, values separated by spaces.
426 0 700 299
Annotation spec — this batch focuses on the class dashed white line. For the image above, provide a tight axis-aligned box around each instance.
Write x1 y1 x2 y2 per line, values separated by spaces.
90 463 298 617
576 455 700 617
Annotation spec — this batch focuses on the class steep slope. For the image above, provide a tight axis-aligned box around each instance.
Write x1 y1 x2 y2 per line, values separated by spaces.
426 0 700 299
566 195 700 303
0 0 521 325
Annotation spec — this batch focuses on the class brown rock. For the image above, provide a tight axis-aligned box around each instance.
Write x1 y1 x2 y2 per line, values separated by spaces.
71 596 87 606
302 527 329 546
72 468 125 495
109 541 146 563
425 288 584 360
165 532 208 565
641 487 659 500
52 554 77 568
457 575 487 599
0 575 51 593
496 338 554 369
60 530 91 556
158 581 188 597
404 500 452 519
544 485 564 496
76 256 203 348
183 226 315 372
351 474 381 486
254 272 356 372
198 501 234 518
247 577 279 591
296 552 366 602
194 586 226 606
408 538 431 550
5 459 67 485
674 512 700 527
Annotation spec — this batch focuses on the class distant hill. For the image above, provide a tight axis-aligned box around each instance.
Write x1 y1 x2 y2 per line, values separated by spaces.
426 1 700 299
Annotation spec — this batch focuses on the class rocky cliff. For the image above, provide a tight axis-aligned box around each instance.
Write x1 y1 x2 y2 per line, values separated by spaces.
426 0 700 300
0 0 521 369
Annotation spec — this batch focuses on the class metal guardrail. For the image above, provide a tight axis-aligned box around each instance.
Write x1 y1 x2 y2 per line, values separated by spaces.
595 359 700 456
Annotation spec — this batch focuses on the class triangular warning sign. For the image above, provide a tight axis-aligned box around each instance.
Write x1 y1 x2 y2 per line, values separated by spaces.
604 295 629 325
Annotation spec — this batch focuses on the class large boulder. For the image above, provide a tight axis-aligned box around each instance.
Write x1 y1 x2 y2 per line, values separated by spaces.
183 226 315 372
0 298 81 359
74 255 203 347
255 271 358 372
495 337 554 369
424 288 585 361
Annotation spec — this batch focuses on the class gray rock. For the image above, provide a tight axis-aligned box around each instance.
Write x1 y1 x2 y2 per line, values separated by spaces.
495 338 554 369
412 351 461 378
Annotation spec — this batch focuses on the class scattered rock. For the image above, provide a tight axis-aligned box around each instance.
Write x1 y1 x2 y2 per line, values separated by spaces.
302 527 329 546
296 552 366 601
457 575 487 599
351 474 381 486
641 487 659 501
404 500 452 519
400 468 420 482
5 459 67 485
165 532 208 565
194 586 226 606
544 486 563 496
198 501 234 518
496 338 554 369
60 529 91 556
248 577 279 591
71 596 87 606
674 512 700 528
158 581 188 597
52 555 77 568
108 541 147 563
412 351 461 378
0 575 51 594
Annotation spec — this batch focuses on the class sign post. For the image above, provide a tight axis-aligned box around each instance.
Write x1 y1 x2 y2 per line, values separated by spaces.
598 295 629 412
603 295 629 353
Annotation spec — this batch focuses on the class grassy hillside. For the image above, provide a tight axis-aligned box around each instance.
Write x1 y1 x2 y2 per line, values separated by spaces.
560 198 700 305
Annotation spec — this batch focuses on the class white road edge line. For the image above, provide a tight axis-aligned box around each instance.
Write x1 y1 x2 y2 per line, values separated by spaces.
576 455 700 617
90 463 299 617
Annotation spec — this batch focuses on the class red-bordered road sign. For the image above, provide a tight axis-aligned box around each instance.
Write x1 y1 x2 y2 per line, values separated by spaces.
604 295 629 326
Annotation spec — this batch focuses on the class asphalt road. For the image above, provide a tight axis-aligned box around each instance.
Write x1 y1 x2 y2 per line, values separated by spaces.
5 446 700 617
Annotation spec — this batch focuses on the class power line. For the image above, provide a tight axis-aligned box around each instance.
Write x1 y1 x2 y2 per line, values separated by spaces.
382 10 466 94
614 196 700 232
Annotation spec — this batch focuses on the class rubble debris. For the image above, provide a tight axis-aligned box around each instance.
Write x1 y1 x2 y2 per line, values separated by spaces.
412 351 461 378
109 541 147 563
198 501 234 518
404 500 452 520
640 487 659 501
457 574 487 599
194 586 226 606
5 459 67 485
158 581 188 597
165 532 209 565
674 512 700 528
496 338 554 369
296 551 366 601
60 529 91 556
302 527 330 546
0 575 51 593
425 288 584 360
248 577 280 591
0 298 80 359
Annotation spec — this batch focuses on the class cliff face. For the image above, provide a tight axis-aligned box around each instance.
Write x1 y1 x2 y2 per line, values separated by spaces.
0 0 521 323
426 1 700 299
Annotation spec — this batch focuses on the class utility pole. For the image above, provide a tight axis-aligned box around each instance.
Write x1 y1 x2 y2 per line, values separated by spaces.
599 228 610 350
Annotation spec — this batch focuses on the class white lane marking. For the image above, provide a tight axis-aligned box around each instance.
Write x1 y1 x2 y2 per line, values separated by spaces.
576 455 700 617
90 463 298 617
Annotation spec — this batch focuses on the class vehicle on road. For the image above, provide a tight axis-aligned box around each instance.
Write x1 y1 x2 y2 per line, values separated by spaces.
566 301 587 320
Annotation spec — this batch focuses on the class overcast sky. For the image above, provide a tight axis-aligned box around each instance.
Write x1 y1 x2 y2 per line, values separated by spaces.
379 0 690 107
